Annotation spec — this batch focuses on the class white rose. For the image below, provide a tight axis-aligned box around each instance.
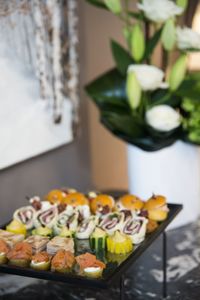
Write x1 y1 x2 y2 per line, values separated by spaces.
127 65 168 91
176 26 200 50
137 0 183 23
146 105 181 132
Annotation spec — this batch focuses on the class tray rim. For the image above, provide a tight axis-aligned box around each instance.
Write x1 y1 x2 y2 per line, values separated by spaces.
0 203 182 289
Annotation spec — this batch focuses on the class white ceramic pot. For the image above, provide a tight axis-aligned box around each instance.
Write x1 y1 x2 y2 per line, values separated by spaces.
127 141 200 229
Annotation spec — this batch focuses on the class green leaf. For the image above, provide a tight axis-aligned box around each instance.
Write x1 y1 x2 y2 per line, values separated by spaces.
104 0 121 14
127 11 144 21
161 19 176 51
86 0 108 9
176 0 188 10
111 40 133 75
85 68 128 109
175 78 200 101
143 28 162 60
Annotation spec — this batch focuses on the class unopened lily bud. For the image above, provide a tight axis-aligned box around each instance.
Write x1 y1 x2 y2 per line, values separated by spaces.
104 0 122 15
131 24 145 62
176 0 188 11
126 69 142 110
161 19 176 51
168 54 188 91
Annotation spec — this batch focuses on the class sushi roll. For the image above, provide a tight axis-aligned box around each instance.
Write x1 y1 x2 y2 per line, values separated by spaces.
7 242 32 267
51 250 75 273
30 252 51 271
0 239 9 264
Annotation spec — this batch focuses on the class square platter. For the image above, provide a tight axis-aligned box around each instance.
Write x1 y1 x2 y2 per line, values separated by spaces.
0 204 182 289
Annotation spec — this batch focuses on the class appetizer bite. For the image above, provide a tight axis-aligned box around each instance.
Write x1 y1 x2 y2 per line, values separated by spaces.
45 189 67 204
25 235 49 253
0 230 24 247
7 242 32 267
76 216 99 239
63 192 89 207
122 217 148 244
32 226 52 237
6 219 27 236
99 212 122 235
147 220 159 233
13 206 35 229
51 249 75 273
59 227 74 238
30 252 51 271
90 227 107 252
116 194 144 212
34 206 58 229
107 231 133 254
0 239 9 264
47 236 74 256
144 195 169 221
75 253 105 278
90 194 114 215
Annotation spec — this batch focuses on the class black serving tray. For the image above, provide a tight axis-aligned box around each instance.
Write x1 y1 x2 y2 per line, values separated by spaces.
0 204 182 289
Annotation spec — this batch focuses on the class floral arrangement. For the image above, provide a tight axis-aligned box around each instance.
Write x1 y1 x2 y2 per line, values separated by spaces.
85 0 200 151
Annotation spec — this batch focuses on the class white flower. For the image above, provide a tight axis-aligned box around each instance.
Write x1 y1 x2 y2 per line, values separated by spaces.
176 27 200 50
146 105 181 132
137 0 183 23
127 65 168 91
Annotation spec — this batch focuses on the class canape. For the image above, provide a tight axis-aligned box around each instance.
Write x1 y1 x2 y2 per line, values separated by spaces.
0 239 9 264
75 252 105 278
76 216 98 239
32 226 52 237
51 250 75 273
6 219 27 236
107 231 133 254
90 194 114 214
34 206 58 229
144 195 169 221
13 206 35 229
47 236 74 256
116 194 144 212
63 192 89 207
90 227 107 252
30 252 51 271
123 217 148 244
25 235 49 253
7 242 32 267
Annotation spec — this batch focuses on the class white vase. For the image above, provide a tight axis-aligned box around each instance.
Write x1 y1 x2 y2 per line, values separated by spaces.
127 141 200 229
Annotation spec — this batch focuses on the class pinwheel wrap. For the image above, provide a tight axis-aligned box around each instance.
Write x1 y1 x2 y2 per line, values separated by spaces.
123 217 148 244
76 216 99 239
34 206 58 228
99 213 123 235
13 206 36 229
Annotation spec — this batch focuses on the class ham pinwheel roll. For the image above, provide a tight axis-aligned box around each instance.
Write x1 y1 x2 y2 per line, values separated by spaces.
34 206 58 229
122 217 148 244
76 216 99 239
53 206 75 235
99 212 123 236
13 206 36 230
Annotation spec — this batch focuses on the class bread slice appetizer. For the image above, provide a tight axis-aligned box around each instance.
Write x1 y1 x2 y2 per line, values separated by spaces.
51 250 75 273
0 239 10 264
7 242 32 267
75 253 105 278
30 252 51 271
25 235 49 253
47 236 74 256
